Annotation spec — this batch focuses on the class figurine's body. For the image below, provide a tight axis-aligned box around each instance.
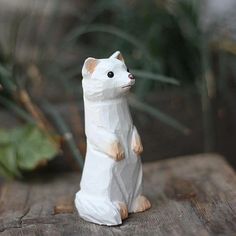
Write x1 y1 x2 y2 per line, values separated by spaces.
75 51 151 226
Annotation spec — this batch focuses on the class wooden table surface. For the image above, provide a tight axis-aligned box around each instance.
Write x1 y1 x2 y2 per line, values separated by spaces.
0 153 235 236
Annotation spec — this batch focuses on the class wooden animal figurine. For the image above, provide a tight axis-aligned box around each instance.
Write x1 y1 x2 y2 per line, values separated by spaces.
75 51 151 226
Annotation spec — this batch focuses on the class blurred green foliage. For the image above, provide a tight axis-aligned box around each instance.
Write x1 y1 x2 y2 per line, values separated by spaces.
71 0 200 82
0 0 235 176
0 124 58 178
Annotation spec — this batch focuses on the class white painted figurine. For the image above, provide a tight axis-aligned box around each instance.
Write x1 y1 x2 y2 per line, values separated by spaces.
75 51 151 226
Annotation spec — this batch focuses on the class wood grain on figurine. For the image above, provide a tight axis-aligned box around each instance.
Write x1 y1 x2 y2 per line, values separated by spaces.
0 154 236 235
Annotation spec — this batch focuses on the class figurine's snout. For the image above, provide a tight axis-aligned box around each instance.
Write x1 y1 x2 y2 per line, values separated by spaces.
128 73 135 80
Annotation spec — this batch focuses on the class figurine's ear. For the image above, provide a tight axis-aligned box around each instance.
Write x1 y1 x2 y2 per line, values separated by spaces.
109 51 125 62
82 57 98 78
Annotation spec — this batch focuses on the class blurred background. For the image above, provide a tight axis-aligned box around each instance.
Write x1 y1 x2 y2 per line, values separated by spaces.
0 0 236 178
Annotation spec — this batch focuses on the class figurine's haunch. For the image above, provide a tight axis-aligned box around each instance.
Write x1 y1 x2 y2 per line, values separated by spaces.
75 51 151 226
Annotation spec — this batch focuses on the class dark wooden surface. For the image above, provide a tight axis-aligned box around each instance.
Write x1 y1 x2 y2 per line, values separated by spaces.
0 153 235 236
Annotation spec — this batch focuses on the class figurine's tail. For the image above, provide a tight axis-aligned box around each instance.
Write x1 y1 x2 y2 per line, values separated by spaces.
75 191 122 226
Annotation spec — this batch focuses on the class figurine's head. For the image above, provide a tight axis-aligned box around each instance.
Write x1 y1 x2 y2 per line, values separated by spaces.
82 51 135 101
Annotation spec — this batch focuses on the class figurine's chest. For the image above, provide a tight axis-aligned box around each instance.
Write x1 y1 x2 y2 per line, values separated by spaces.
85 98 132 131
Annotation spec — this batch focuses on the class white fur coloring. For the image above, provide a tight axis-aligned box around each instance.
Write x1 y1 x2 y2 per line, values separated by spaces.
75 51 145 225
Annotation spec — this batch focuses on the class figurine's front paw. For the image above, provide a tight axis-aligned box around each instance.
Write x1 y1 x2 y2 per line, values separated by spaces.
108 141 125 161
133 143 143 156
132 137 143 156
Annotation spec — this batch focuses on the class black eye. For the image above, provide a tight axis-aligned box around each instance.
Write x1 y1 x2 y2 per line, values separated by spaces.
127 68 130 72
107 71 114 78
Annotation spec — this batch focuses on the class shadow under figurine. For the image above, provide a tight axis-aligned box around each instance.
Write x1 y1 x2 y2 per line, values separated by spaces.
75 51 151 226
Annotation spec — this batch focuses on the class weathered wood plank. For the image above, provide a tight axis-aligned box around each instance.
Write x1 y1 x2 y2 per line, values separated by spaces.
0 153 235 236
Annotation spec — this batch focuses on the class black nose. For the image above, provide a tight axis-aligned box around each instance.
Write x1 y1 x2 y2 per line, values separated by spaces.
128 73 135 80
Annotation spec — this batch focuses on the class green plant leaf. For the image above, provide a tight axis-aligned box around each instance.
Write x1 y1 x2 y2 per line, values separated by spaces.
0 131 10 144
0 144 20 178
0 124 59 178
16 125 58 170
